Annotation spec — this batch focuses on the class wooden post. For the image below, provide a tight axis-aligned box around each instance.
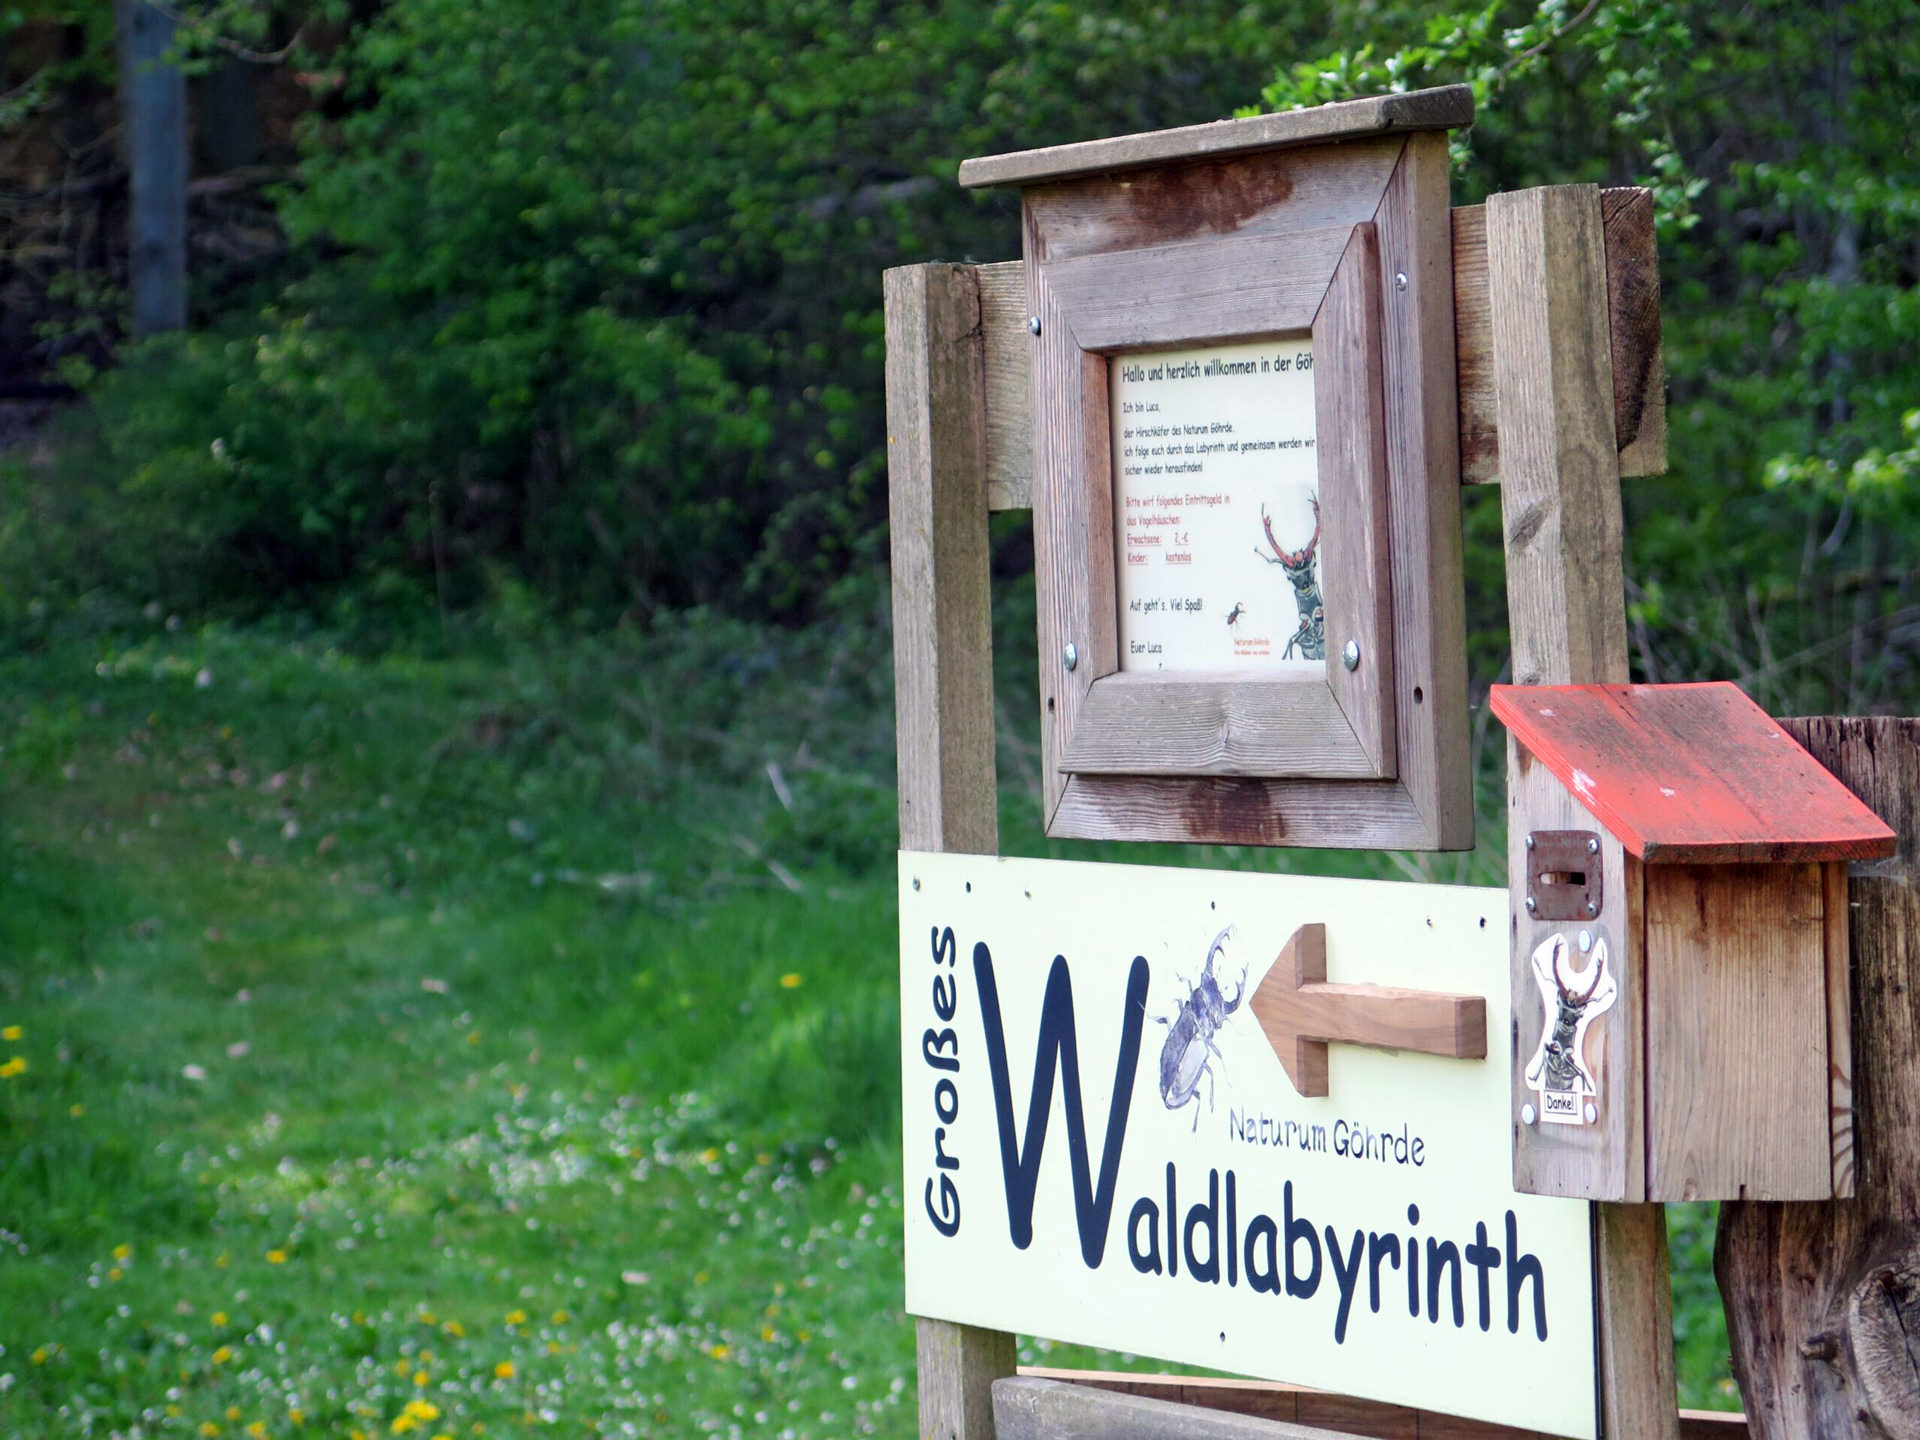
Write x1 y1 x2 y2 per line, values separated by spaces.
1488 183 1680 1440
115 0 188 336
1717 720 1920 1439
884 261 1018 1439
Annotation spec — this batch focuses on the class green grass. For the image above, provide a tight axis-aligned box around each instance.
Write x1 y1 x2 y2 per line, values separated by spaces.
0 617 1738 1436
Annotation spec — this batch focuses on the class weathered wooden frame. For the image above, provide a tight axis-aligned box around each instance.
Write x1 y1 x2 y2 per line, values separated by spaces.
1041 223 1394 783
990 126 1471 849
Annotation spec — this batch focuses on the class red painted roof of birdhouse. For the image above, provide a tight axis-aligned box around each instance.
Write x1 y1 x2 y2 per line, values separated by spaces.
1490 682 1897 865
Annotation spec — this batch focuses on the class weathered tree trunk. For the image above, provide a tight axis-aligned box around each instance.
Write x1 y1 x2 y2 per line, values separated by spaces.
1718 719 1920 1439
115 0 188 335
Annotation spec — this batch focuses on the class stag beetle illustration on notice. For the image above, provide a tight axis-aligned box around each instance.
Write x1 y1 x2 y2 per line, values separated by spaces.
1522 932 1619 1098
1154 926 1246 1131
1256 496 1324 661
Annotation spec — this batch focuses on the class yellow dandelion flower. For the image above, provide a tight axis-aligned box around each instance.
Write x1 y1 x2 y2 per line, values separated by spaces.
433 1434 452 1440
215 1252 230 1269
200 1424 222 1438
108 1266 124 1281
290 1408 305 1425
504 1309 527 1326
248 1423 267 1439
797 1329 811 1343
113 1243 132 1261
226 1408 242 1422
441 1320 463 1337
390 1420 418 1436
69 1103 84 1117
418 1310 436 1326
0 1056 27 1078
405 1400 440 1421
212 1345 234 1364
709 1343 731 1359
697 1147 719 1164
493 1361 514 1380
351 1431 367 1440
352 1310 366 1325
168 1404 182 1417
212 1311 229 1327
394 1359 411 1377
1 1025 20 1041
755 1153 771 1166
779 973 802 989
761 1325 776 1342
466 1032 480 1045
266 1248 288 1265
30 1347 48 1365
550 1310 567 1324
545 1340 560 1355
411 1369 428 1387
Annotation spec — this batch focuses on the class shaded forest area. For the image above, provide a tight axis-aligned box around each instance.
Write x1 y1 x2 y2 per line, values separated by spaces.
0 0 1917 717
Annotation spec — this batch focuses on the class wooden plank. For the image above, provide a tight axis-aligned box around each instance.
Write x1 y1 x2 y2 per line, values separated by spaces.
1718 718 1920 1440
1489 682 1897 865
1058 671 1379 779
885 263 999 855
883 260 1017 1440
1644 862 1831 1200
1018 1369 1751 1438
1488 184 1626 690
1601 187 1665 479
1487 183 1678 1440
1509 748 1647 1203
1370 131 1472 849
979 259 1031 513
1250 921 1486 1097
993 1377 1379 1440
1822 858 1855 1198
1042 224 1351 351
1314 223 1396 778
987 187 1664 512
1019 136 1405 264
1048 771 1433 848
959 85 1471 188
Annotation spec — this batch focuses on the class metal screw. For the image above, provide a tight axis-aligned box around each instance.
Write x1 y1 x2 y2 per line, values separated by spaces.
1585 900 1599 917
1578 929 1593 953
1062 642 1078 672
1525 834 1536 851
1394 271 1409 292
1523 895 1538 915
1027 315 1042 336
1521 1103 1537 1126
912 877 921 891
1342 640 1361 671
1587 837 1600 855
1584 1103 1598 1123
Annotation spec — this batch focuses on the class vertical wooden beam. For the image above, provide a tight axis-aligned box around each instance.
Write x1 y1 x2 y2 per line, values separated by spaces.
884 261 1018 1440
1717 719 1920 1440
1488 184 1679 1440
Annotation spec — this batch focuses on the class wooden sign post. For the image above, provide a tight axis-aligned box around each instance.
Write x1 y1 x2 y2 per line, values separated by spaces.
887 86 1697 1440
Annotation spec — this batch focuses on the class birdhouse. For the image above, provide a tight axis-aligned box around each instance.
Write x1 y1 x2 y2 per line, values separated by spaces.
1490 682 1896 1203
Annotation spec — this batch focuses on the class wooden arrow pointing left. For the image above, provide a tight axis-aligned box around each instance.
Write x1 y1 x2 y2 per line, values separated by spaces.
1250 923 1487 1097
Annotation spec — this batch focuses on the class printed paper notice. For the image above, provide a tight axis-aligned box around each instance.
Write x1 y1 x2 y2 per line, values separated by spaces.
1112 335 1320 672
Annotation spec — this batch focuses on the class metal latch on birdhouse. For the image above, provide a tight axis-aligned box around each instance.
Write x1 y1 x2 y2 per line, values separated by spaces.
1525 830 1603 921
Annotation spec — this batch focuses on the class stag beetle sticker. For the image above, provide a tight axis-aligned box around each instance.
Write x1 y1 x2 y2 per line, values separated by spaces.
1154 926 1247 1131
1522 932 1618 1126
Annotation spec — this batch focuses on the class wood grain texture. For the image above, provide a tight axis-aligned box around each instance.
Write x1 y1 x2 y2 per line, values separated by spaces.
885 264 998 856
1453 189 1664 485
1601 187 1665 479
1042 224 1349 351
1645 862 1831 1201
1048 771 1432 848
1015 1369 1748 1438
1490 682 1897 865
1250 922 1486 1098
1058 672 1378 779
1488 184 1627 690
1823 859 1855 1199
1509 744 1647 1203
1371 132 1473 849
1020 136 1405 264
993 1377 1380 1440
1489 183 1676 1440
1314 223 1396 777
1717 718 1920 1440
884 264 1018 1440
960 85 1471 188
978 260 1031 512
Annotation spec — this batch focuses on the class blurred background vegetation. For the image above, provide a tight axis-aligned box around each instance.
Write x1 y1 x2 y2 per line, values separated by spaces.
0 0 1915 1433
